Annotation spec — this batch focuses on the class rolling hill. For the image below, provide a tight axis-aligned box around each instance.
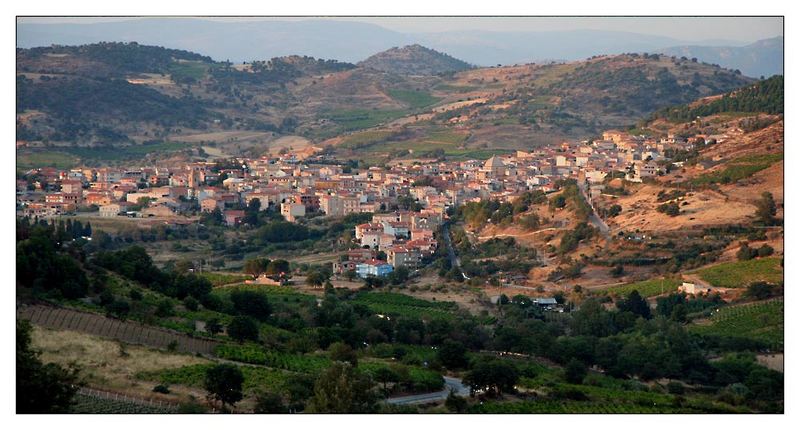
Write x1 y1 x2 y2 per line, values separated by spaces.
16 42 756 160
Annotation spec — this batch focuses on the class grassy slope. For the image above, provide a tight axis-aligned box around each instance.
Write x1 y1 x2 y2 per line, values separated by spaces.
693 257 783 289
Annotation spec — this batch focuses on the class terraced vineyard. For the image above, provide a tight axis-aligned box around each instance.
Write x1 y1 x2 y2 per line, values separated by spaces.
70 392 176 414
352 292 459 321
470 400 727 414
214 344 331 373
18 305 219 354
689 299 784 350
137 363 293 394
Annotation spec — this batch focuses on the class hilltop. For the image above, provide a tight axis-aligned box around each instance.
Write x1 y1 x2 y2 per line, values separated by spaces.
358 44 473 76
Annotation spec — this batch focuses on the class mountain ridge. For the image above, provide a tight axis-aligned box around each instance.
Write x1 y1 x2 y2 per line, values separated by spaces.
17 18 782 76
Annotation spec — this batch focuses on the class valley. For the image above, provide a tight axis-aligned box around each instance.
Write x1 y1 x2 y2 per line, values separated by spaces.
16 39 784 415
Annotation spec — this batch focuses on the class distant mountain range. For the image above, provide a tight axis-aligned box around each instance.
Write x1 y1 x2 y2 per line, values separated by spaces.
17 18 782 77
658 37 783 79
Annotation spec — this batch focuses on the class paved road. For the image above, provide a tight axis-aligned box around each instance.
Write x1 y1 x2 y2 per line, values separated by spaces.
577 181 610 238
386 376 469 405
441 223 470 280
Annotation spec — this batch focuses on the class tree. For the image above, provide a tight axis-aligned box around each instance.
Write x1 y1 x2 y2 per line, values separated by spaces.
737 243 757 261
105 299 131 319
245 198 262 226
17 320 81 413
616 290 652 319
204 364 244 410
755 192 777 225
757 244 774 257
444 390 468 413
205 318 222 335
570 299 616 337
657 202 680 217
306 271 328 288
745 367 783 402
328 342 358 366
307 362 377 413
438 340 468 369
254 390 286 413
155 299 174 317
462 359 519 397
564 358 588 384
244 257 270 277
745 282 775 300
230 290 272 321
183 296 199 311
227 316 259 343
266 259 291 276
372 366 398 397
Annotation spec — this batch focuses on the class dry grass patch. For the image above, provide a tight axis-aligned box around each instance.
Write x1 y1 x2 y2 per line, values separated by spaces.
31 327 211 401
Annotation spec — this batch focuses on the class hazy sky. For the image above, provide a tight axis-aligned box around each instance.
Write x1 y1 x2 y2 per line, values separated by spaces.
18 16 783 44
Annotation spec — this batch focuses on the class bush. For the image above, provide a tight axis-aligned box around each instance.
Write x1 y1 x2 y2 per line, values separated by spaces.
227 316 260 343
105 299 131 319
737 244 757 261
155 299 174 317
564 359 587 384
744 282 776 300
183 296 199 311
657 202 680 217
230 289 273 321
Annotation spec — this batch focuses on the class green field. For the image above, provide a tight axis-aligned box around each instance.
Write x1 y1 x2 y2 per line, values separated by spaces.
694 257 783 289
692 153 783 185
327 109 407 133
690 299 783 350
387 89 441 109
338 130 397 149
63 141 190 161
425 130 468 145
17 150 80 171
597 278 683 298
169 61 209 81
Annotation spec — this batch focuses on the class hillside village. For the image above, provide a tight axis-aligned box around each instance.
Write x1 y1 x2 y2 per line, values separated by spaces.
17 123 710 279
